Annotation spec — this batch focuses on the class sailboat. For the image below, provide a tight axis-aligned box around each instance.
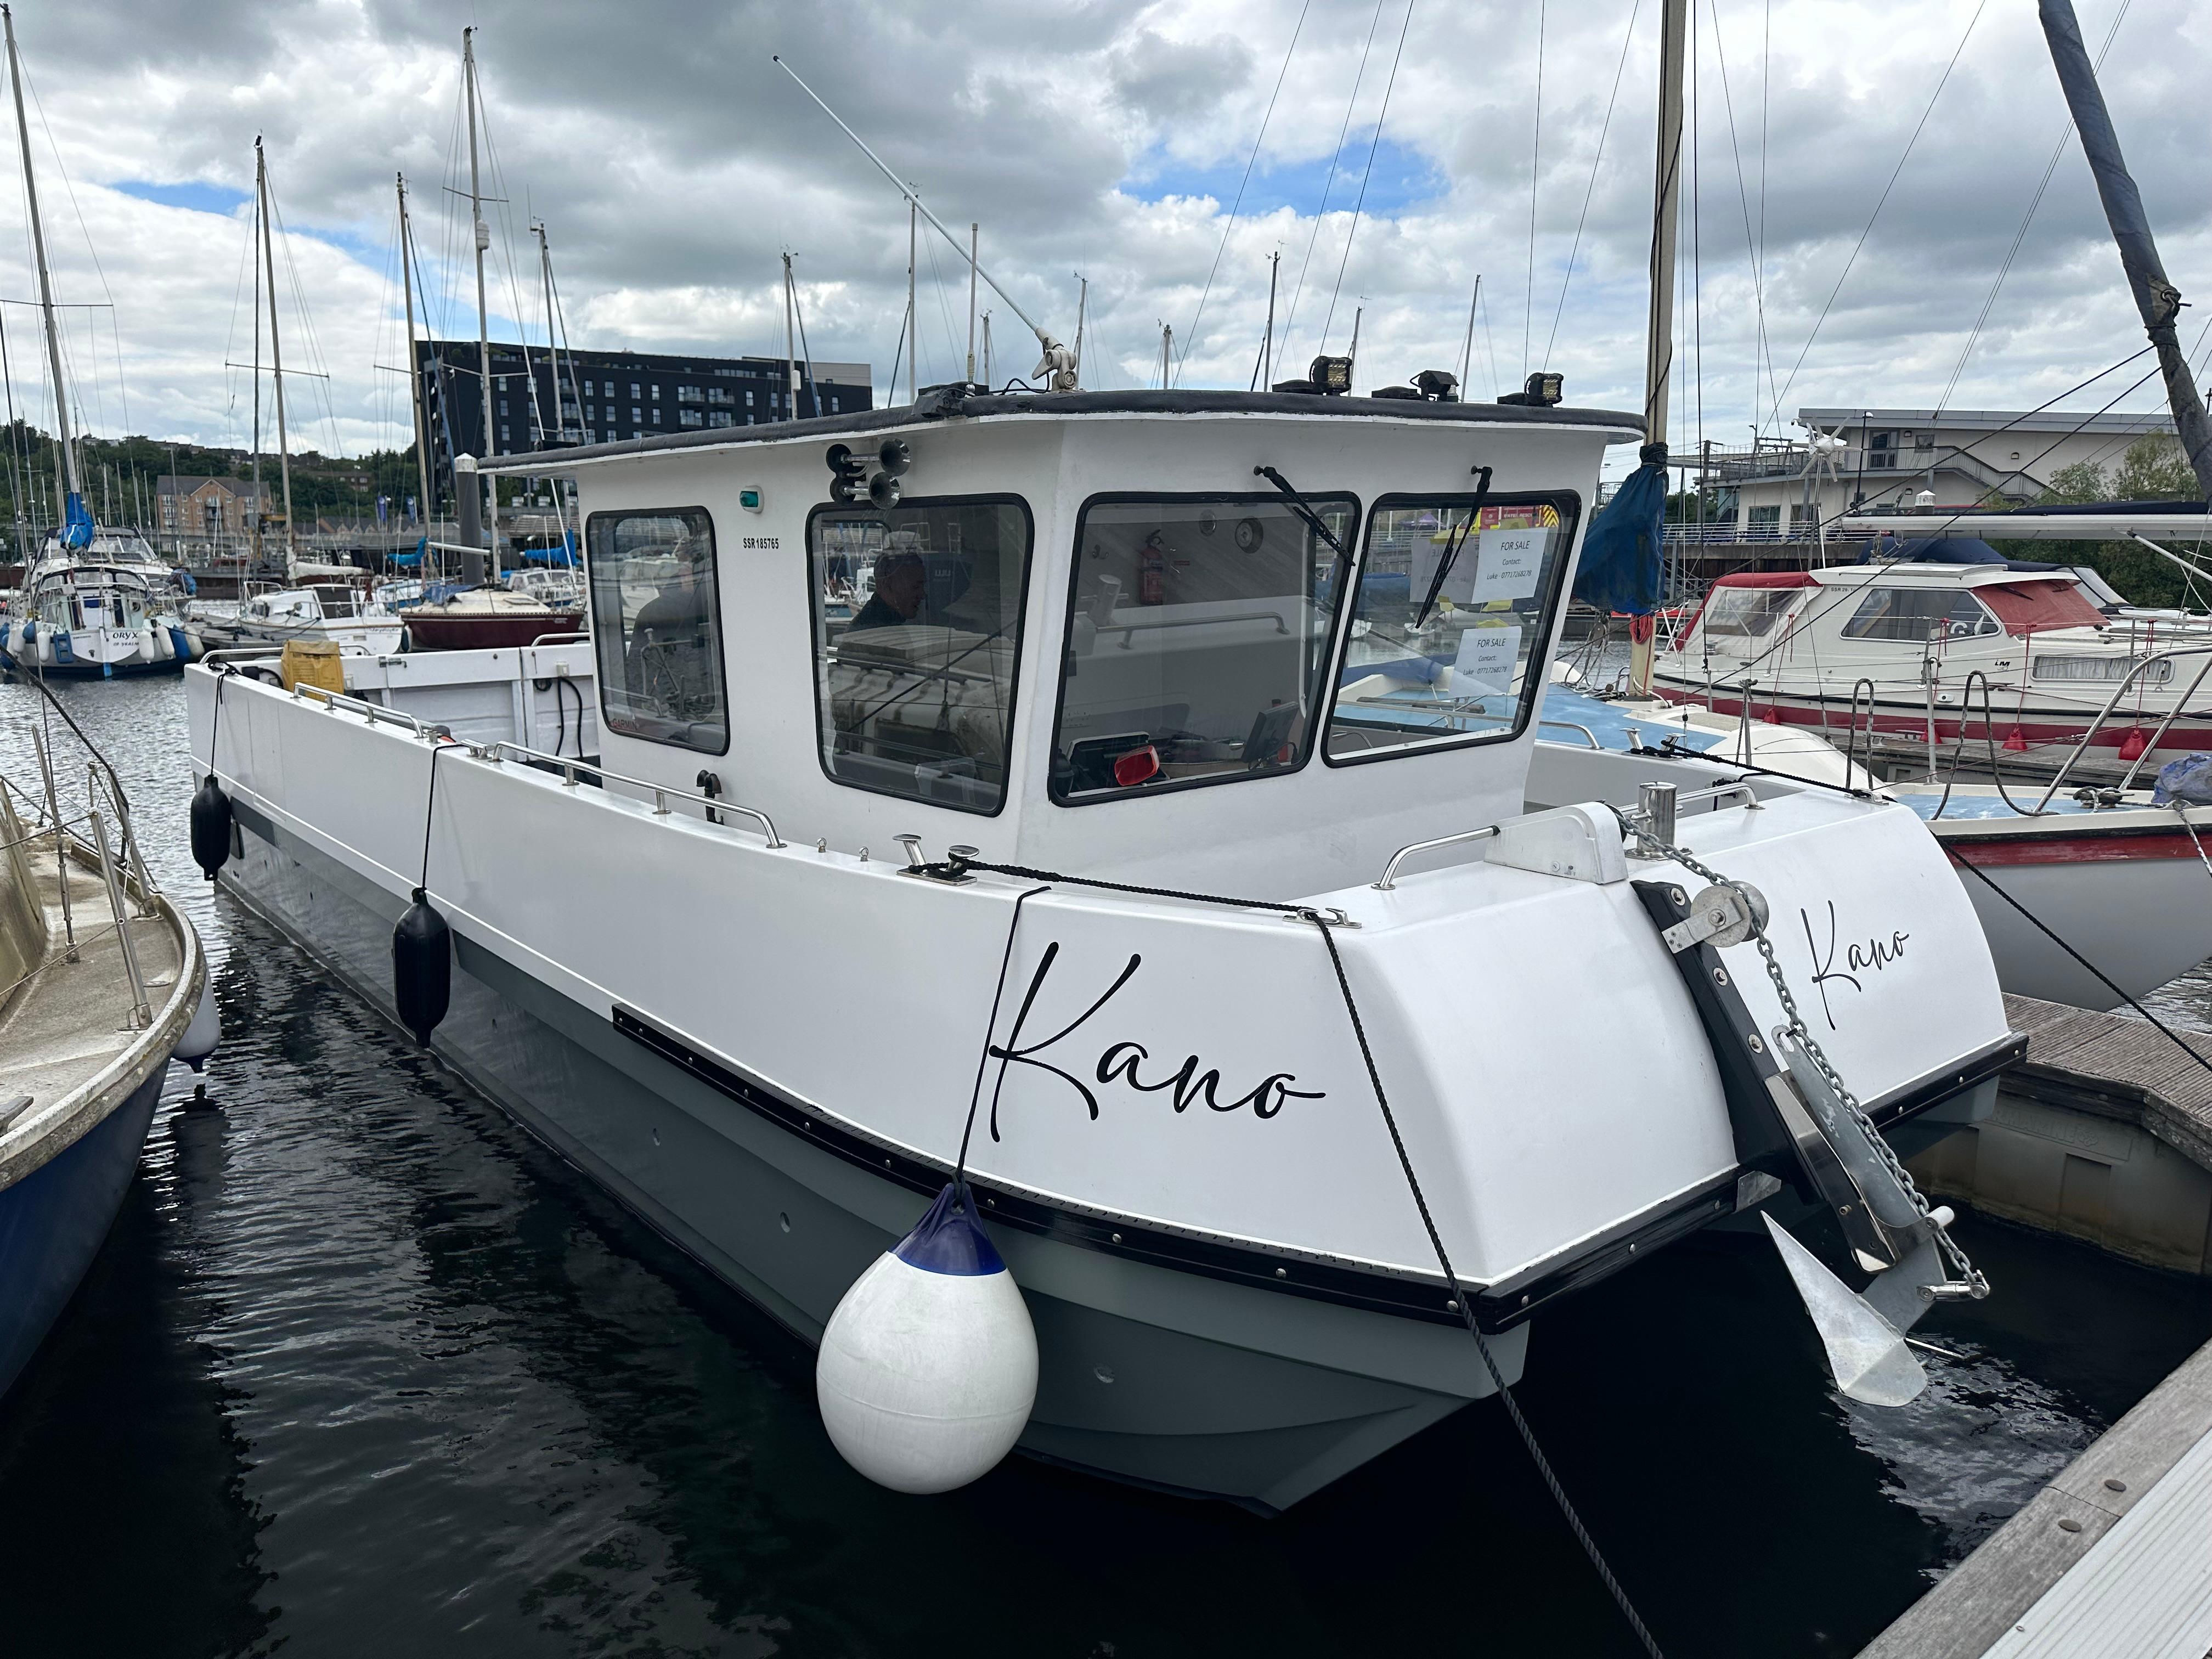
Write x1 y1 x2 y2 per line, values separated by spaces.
397 29 584 653
0 6 188 680
184 138 402 660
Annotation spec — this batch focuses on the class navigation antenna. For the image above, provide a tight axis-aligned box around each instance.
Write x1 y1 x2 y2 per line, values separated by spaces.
772 56 1079 392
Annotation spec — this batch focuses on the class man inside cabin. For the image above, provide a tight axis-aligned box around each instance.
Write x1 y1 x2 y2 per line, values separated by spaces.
848 550 927 633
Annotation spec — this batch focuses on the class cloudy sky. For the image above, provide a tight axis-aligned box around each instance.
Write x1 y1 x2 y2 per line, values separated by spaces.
3 0 2207 477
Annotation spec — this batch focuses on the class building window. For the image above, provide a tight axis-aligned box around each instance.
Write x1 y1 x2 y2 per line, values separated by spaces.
1325 493 1578 768
652 409 662 425
587 507 727 754
1790 504 1818 531
631 406 643 422
499 399 509 416
651 386 662 400
831 397 840 413
744 390 754 407
678 386 702 404
808 496 1031 815
708 412 733 427
1746 505 1781 534
630 382 641 397
681 410 703 427
500 425 511 444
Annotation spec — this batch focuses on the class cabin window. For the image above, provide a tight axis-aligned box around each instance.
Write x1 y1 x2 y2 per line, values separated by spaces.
586 507 728 754
1325 492 1577 764
1697 583 1804 637
1839 586 1999 642
2032 654 2172 685
1052 492 1356 802
808 496 1032 815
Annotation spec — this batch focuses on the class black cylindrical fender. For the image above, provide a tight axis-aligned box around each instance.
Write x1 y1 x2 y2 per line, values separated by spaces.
392 887 452 1046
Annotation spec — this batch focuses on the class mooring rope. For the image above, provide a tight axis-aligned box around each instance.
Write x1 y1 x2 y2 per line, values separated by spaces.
945 851 1665 1657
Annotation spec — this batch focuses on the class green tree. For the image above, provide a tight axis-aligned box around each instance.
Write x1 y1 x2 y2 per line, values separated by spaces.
1988 436 2204 607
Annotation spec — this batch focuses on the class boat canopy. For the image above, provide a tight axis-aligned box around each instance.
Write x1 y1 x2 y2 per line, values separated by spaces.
1976 578 2108 634
1866 534 2061 573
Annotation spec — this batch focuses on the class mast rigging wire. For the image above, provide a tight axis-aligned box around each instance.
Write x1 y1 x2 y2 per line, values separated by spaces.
1540 0 1640 370
1933 0 2132 422
1277 0 1386 374
1319 0 1415 358
1175 0 1310 386
1761 0 1989 439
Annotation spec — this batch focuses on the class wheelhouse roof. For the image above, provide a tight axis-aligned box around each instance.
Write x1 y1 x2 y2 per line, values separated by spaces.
1802 561 2079 588
479 386 1645 476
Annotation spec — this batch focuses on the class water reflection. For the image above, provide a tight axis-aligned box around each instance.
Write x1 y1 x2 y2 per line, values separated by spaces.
3 674 2210 1657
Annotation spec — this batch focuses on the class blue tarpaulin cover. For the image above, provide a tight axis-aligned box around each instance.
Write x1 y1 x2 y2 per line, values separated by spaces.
60 490 93 549
1573 445 1666 616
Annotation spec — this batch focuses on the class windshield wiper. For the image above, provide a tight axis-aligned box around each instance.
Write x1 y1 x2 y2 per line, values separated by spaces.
1253 465 1349 563
1413 464 1494 628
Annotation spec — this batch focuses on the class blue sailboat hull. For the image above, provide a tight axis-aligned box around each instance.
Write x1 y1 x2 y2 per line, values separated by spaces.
0 1066 164 1401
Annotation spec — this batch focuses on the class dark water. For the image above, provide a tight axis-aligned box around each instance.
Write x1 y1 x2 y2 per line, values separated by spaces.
4 676 2211 1659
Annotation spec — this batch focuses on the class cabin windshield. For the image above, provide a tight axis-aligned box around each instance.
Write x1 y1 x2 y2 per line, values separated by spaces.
1697 583 1804 637
1325 494 1575 762
1839 586 2000 642
1050 493 1353 802
809 498 1031 815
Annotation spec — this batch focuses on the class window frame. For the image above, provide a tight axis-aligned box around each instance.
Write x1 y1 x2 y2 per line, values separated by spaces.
1839 585 2000 643
1321 487 1582 771
803 491 1037 819
1047 488 1363 808
584 504 731 757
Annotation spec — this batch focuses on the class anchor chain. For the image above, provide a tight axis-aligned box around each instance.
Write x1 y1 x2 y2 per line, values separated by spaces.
1654 836 1989 1300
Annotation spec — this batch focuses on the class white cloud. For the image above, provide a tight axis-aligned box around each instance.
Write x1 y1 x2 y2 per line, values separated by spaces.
0 0 2202 479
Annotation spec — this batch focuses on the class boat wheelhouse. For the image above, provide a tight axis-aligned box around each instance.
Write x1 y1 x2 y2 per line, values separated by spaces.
3 528 191 678
1652 552 2212 779
188 387 2017 1509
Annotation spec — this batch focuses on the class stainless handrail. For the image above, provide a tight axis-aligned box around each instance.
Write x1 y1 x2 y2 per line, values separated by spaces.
1537 720 1602 749
86 764 155 913
480 740 785 847
2118 650 2212 792
1111 611 1290 647
30 729 74 954
87 805 151 1028
1675 781 1759 813
1374 824 1502 891
287 680 446 739
1842 677 1877 787
529 631 589 646
2033 642 2212 812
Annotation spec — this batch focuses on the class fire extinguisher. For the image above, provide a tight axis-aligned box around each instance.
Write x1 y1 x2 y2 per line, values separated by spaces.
1139 532 1167 605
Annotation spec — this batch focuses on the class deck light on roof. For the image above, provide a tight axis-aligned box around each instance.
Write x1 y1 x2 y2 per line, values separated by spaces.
1308 355 1353 394
1498 371 1564 407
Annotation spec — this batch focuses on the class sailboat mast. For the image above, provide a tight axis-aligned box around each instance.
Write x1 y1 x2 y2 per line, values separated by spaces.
1073 273 1087 388
1645 0 1686 449
257 138 297 575
535 223 571 541
906 201 917 404
464 26 498 571
783 251 798 421
3 5 80 518
1252 253 1278 391
250 155 264 565
2038 0 2212 496
398 173 434 538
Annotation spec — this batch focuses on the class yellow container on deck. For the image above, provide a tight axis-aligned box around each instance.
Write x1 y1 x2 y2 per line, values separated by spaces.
279 639 346 695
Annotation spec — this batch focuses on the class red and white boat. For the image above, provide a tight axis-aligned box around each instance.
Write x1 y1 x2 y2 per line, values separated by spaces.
1652 545 2212 782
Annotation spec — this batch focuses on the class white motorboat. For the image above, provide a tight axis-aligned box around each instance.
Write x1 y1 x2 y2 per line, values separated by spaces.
1652 549 2212 782
187 383 2020 1510
186 577 404 658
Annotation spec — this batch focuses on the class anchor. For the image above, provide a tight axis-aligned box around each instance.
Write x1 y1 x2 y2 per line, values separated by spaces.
1637 878 1976 1405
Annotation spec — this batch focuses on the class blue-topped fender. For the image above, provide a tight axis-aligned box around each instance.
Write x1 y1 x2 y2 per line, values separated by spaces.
894 1182 1007 1275
168 625 192 663
52 629 74 663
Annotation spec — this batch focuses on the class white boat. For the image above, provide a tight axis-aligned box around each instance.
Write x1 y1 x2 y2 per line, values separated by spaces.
1652 549 2212 781
0 16 186 681
187 384 2020 1509
186 577 404 658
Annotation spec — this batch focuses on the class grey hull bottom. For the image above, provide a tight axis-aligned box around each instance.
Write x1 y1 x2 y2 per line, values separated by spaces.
221 810 1522 1511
